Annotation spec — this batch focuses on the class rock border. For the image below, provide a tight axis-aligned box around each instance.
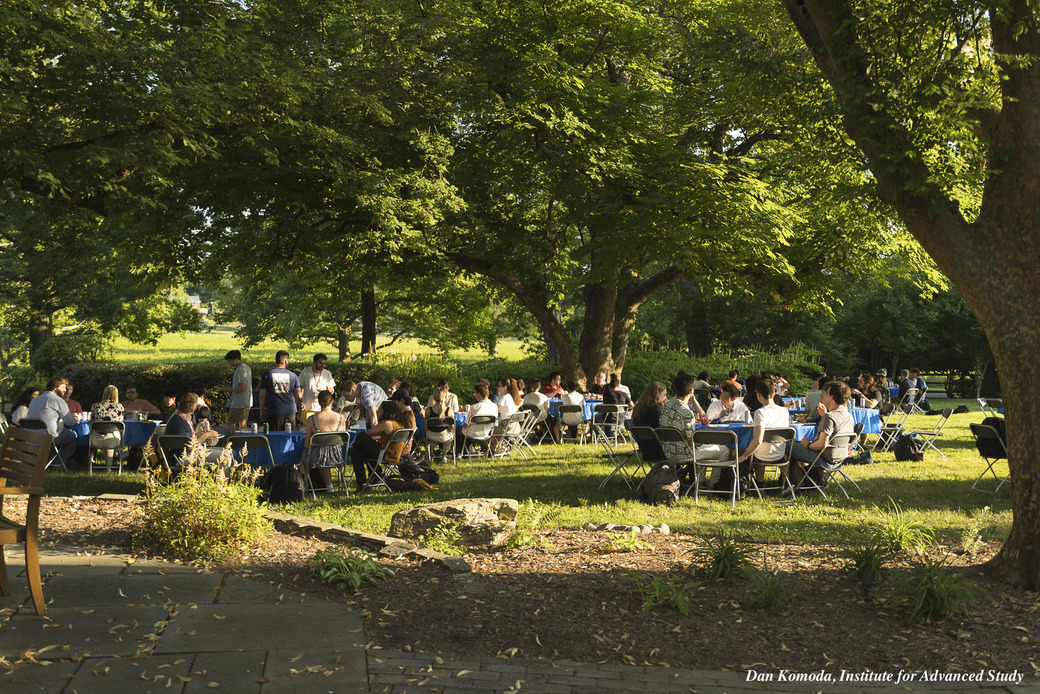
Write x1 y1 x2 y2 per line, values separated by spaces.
93 493 473 573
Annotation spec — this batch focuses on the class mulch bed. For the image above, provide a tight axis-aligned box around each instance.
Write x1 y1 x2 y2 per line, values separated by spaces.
15 497 1040 677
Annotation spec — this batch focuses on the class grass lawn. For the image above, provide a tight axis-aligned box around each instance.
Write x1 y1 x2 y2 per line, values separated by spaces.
47 401 1011 549
111 326 526 364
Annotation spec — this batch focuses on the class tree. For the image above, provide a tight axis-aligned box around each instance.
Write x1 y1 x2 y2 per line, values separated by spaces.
781 0 1040 588
426 0 901 386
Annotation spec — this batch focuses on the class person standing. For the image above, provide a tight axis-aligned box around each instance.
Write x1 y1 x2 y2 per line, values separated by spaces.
220 350 253 430
258 350 302 431
25 377 78 463
298 353 336 423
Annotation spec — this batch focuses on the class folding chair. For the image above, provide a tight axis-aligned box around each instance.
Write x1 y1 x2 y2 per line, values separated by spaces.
970 422 1010 492
460 415 496 458
873 395 914 452
88 420 125 475
156 434 194 473
906 408 952 460
693 388 712 413
302 431 353 498
978 398 1003 419
361 428 415 491
212 425 234 446
227 434 277 468
558 404 588 445
591 404 629 446
593 422 643 490
491 411 531 460
690 429 741 506
748 427 796 502
0 426 53 615
17 419 67 471
424 417 457 466
794 431 861 500
520 404 552 446
0 414 8 436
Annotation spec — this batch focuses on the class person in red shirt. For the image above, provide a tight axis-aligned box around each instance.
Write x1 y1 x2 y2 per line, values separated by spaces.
542 372 564 398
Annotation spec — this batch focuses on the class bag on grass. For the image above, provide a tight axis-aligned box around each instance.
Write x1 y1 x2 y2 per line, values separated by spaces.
894 434 924 462
384 475 434 492
398 456 440 484
953 405 971 414
845 448 876 466
976 416 1008 458
643 462 680 505
259 464 305 504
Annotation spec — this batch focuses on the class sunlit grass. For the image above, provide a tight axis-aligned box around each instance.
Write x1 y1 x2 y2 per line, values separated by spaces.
111 326 528 365
48 406 1012 549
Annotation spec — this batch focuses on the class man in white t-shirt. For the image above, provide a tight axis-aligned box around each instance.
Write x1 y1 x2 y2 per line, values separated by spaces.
522 379 557 443
705 383 750 423
737 378 791 483
220 350 253 429
298 353 336 422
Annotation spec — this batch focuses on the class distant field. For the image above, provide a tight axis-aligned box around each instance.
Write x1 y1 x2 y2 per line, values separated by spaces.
111 327 527 364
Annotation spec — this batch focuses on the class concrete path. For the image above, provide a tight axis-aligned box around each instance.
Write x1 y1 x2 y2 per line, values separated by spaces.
1 547 1037 694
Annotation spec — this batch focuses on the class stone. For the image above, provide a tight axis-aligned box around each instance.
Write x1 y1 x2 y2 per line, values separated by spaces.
657 523 670 535
582 522 596 531
388 498 519 546
638 525 654 534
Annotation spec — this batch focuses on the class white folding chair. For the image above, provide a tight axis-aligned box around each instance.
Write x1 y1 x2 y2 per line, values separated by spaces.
978 397 1003 419
690 429 741 506
88 420 125 474
558 404 588 445
794 431 861 500
460 415 496 458
302 431 353 498
490 410 531 460
593 422 641 490
970 423 1009 492
424 417 458 466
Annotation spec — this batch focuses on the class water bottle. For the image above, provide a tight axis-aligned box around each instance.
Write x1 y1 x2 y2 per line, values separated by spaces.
284 422 292 433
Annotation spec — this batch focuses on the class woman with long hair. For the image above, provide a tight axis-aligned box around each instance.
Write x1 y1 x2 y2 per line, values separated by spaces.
631 381 668 462
11 386 40 426
304 391 347 493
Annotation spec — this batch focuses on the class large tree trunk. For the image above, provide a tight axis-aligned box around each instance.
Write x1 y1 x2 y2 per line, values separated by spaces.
782 0 1040 588
360 288 377 355
336 323 352 362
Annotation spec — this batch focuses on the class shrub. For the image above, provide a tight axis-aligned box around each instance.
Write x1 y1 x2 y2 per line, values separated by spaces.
308 547 395 593
741 564 795 610
900 556 985 623
32 330 113 374
840 536 896 585
421 522 463 555
690 531 757 583
878 499 934 553
133 444 272 562
597 530 652 554
960 506 991 556
621 570 701 615
508 499 562 548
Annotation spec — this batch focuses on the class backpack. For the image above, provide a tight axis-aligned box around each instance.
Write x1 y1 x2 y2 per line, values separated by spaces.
259 464 305 504
643 462 681 505
953 405 970 414
894 434 924 462
398 455 440 484
845 448 876 466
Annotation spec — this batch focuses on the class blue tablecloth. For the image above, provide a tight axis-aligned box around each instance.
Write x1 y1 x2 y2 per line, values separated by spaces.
547 398 597 420
233 429 359 466
73 420 160 447
415 412 469 435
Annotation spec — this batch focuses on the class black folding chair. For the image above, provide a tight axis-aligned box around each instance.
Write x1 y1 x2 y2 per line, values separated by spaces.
970 422 1009 492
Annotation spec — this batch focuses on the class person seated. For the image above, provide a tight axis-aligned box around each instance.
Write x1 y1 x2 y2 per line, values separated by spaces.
122 385 161 417
90 385 124 467
304 391 347 493
910 368 928 407
660 372 727 486
11 386 40 426
600 373 632 437
458 383 498 452
424 382 458 462
26 378 78 464
542 372 564 399
63 383 83 419
851 374 882 409
495 378 523 434
349 401 407 489
399 380 425 422
736 379 790 487
810 371 827 390
522 379 556 443
897 368 914 407
163 392 220 464
560 380 586 438
705 383 750 423
587 372 607 400
877 368 894 389
720 369 744 396
158 393 178 423
789 381 856 489
390 389 420 457
631 381 668 461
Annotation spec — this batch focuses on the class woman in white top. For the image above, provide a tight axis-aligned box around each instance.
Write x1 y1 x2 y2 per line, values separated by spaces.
496 378 523 433
737 378 791 482
11 386 40 426
426 379 458 416
424 379 458 459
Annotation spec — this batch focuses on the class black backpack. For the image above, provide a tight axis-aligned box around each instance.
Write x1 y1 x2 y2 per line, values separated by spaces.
643 462 681 505
894 434 924 462
398 456 440 485
259 465 305 504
